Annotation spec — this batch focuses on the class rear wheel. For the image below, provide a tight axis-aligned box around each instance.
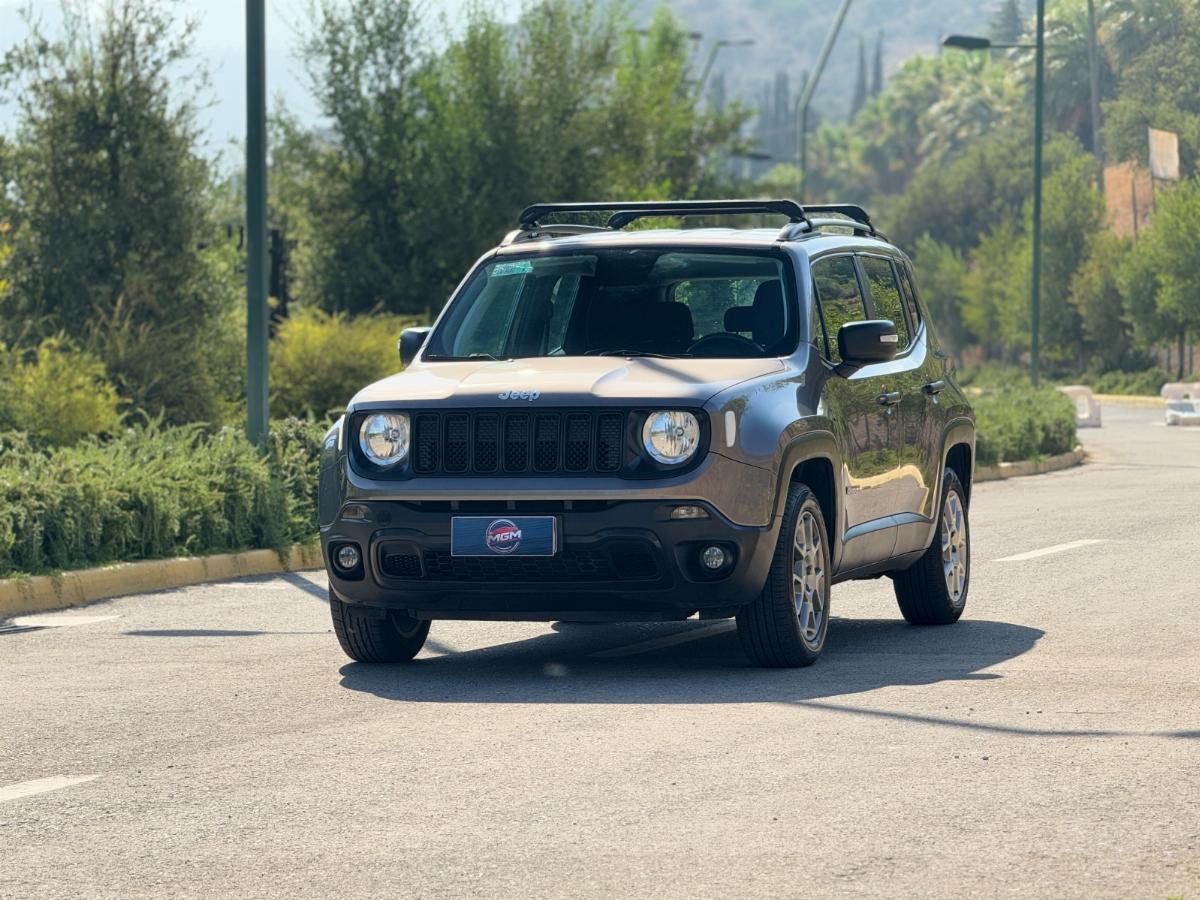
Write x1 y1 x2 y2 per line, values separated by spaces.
330 591 430 662
893 469 970 625
736 483 831 668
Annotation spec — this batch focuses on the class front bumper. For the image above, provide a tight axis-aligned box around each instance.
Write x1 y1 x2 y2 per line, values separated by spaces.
321 499 781 622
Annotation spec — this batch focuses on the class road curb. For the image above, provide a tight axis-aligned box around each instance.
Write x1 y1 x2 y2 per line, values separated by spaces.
0 543 323 619
976 445 1085 483
1092 394 1163 407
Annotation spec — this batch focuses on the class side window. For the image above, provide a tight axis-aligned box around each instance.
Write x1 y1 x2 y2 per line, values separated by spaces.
897 262 922 333
812 255 867 364
860 256 911 351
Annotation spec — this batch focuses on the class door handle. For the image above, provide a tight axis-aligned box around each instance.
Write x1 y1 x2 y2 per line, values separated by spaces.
876 391 902 406
923 380 946 395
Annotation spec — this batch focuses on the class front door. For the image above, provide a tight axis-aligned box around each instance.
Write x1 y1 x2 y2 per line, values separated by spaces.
811 254 904 571
859 250 931 554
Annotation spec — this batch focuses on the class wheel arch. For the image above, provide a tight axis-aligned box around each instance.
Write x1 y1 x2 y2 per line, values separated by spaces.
945 441 973 502
939 417 976 505
776 430 843 563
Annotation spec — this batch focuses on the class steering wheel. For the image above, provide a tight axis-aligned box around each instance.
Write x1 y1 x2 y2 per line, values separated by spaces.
687 333 763 357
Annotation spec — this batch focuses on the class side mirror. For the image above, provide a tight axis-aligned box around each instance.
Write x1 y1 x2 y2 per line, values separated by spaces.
836 320 898 374
398 327 431 367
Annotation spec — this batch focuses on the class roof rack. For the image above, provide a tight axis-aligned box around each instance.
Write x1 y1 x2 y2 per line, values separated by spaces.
518 199 809 230
508 199 882 244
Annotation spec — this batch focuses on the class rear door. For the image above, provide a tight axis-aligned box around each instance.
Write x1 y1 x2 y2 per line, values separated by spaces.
811 254 903 571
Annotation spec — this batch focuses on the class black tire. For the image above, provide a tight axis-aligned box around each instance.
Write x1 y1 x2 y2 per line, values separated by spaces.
330 591 431 663
736 482 831 668
893 468 970 625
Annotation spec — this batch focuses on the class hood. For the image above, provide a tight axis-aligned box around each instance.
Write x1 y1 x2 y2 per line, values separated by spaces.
349 356 785 408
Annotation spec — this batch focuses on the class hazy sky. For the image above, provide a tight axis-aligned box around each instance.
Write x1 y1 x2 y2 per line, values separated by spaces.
0 0 524 166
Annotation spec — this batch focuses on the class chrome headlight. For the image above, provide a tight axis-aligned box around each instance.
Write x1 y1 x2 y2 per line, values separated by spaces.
358 413 410 467
642 411 700 465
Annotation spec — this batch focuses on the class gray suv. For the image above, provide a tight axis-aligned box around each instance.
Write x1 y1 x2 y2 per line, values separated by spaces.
317 200 974 668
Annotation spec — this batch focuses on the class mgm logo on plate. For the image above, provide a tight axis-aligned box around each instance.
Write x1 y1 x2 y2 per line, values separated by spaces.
485 519 523 554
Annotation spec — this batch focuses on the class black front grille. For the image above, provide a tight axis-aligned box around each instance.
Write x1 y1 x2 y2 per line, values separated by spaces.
411 409 627 476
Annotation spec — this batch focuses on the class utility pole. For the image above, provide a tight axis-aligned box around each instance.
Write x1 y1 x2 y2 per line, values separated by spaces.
245 0 269 444
795 0 853 197
1085 0 1104 190
1031 0 1045 386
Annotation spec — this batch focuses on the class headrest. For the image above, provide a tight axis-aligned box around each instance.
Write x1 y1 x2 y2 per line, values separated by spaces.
751 280 785 348
640 301 694 351
724 306 756 333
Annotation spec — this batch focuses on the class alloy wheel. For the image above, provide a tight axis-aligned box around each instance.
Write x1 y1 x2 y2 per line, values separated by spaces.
792 509 827 645
942 491 968 604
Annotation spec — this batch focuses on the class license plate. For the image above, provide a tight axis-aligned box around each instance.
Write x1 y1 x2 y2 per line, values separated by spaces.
450 516 557 557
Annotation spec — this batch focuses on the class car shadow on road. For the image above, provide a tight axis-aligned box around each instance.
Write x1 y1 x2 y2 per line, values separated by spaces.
338 618 1199 740
338 617 1041 708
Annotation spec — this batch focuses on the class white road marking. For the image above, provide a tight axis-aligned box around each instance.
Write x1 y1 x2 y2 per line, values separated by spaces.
996 539 1111 562
0 775 100 803
10 614 119 628
590 621 735 658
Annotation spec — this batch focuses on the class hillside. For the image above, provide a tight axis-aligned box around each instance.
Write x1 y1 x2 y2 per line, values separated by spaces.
642 0 996 123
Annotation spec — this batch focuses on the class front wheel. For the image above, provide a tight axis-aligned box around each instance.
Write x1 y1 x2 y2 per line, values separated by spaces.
736 483 831 668
892 469 970 625
330 590 430 662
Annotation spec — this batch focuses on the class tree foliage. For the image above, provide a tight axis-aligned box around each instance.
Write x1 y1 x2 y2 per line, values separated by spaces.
0 0 241 424
280 0 746 317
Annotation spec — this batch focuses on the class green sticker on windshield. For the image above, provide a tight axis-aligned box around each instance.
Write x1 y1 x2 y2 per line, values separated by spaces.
491 260 533 277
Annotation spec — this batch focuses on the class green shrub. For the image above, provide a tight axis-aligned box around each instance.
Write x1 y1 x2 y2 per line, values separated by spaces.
0 338 124 445
974 387 1077 467
266 417 328 541
270 308 418 418
956 362 1033 391
0 419 326 577
1083 367 1171 396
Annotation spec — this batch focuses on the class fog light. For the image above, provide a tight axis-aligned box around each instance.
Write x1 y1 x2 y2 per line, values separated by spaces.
335 544 361 571
701 545 728 570
670 505 709 520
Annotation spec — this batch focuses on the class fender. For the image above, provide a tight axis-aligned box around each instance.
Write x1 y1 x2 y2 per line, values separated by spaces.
938 417 976 497
910 416 976 553
773 429 845 562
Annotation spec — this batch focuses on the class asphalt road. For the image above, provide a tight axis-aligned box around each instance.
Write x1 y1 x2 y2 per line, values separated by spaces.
2 403 1198 899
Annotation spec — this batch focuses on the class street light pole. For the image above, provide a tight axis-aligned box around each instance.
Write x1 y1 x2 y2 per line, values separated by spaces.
697 39 755 98
944 20 1049 386
1085 0 1104 189
795 0 853 197
245 0 269 445
1031 0 1045 386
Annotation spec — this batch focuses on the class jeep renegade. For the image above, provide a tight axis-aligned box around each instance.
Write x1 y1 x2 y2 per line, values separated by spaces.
317 200 975 668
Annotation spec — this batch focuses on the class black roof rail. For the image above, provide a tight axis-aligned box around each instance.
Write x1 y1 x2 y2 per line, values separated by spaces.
499 223 609 246
518 199 809 230
801 204 875 234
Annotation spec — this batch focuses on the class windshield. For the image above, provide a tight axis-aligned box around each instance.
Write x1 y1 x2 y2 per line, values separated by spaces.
423 249 794 360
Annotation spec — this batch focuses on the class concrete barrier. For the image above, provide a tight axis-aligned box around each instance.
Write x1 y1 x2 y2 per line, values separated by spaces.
1161 382 1200 401
1059 385 1102 428
1165 399 1200 426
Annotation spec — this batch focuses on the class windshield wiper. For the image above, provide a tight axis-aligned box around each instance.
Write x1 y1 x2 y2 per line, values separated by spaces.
585 349 691 359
